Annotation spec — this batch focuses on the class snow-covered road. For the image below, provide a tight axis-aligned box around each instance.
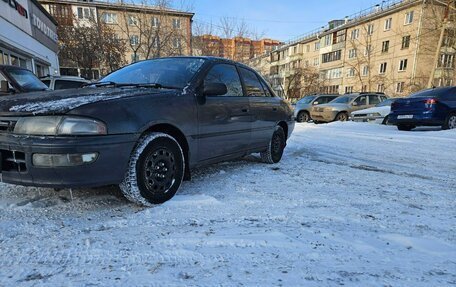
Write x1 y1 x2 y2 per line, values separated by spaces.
0 122 455 286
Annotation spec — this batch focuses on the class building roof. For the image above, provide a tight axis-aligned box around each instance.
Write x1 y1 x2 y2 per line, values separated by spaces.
39 0 194 18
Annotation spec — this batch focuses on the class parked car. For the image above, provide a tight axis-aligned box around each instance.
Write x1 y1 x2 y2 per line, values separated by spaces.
310 92 388 123
350 98 399 124
294 94 339 122
389 86 456 130
41 75 90 90
0 57 294 205
0 65 49 95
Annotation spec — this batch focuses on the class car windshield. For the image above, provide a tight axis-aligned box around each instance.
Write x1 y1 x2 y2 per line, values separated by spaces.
101 58 206 89
376 98 394 107
330 96 352 104
6 68 48 91
299 96 316 104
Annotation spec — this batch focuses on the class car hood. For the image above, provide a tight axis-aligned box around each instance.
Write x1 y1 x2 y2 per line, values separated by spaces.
316 103 349 110
0 87 176 116
351 106 390 115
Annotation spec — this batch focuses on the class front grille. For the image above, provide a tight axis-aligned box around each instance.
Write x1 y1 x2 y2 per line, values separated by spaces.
353 114 367 118
1 150 27 172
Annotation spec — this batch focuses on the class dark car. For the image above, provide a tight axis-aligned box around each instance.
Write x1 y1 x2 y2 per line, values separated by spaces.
0 57 294 205
389 86 456 130
0 65 49 95
294 94 339 122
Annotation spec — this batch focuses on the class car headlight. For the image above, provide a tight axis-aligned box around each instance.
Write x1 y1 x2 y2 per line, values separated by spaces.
367 113 381 117
14 116 107 136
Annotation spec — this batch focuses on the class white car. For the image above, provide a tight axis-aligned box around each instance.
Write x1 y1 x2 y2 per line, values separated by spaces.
350 98 398 125
41 76 90 90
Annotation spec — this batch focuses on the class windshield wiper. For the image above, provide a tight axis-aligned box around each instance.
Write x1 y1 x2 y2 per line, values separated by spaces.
83 81 118 88
115 83 181 90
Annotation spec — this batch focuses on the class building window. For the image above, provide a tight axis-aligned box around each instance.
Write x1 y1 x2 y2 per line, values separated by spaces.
347 68 355 77
361 85 367 92
315 42 320 51
130 35 139 46
128 15 138 26
405 11 414 25
345 86 353 94
377 83 385 93
362 65 369 76
382 40 390 53
384 18 392 31
173 37 181 48
313 57 319 66
323 68 342 79
351 29 359 40
324 34 332 46
77 7 95 20
348 48 357 59
439 54 454 68
396 82 405 93
367 24 374 35
322 50 342 63
151 17 159 27
401 35 411 49
101 12 117 24
365 45 372 56
379 62 387 74
399 59 408 71
173 18 181 29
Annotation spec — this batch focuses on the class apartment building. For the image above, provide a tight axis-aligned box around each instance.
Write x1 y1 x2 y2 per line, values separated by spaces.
39 0 194 79
193 34 281 62
249 0 453 100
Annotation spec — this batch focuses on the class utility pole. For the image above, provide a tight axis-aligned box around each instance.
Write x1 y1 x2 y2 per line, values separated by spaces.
428 0 452 88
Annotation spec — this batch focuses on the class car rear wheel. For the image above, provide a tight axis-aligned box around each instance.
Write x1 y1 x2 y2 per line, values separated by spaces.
296 111 310 123
397 125 415 131
261 126 286 164
119 132 185 206
335 112 349 122
443 113 456 130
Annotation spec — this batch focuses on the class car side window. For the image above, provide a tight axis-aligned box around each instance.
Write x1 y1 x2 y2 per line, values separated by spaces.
354 95 367 105
204 64 243 97
239 67 267 97
380 96 388 102
259 79 273 97
369 95 380 105
320 97 333 104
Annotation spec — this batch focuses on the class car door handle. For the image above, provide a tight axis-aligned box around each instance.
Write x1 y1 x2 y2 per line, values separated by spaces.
241 108 249 113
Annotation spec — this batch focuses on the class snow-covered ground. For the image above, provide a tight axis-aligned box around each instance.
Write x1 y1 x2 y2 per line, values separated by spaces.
0 122 455 286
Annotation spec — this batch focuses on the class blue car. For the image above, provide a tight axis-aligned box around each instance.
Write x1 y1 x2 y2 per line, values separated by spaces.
389 87 456 131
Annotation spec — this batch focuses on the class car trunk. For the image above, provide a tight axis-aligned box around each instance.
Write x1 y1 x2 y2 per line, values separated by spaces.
391 97 438 113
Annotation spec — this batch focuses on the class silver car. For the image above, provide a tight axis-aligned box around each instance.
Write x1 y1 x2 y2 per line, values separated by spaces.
294 94 339 122
310 93 388 123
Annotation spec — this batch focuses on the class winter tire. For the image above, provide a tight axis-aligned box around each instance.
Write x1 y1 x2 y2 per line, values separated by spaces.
119 132 185 206
397 125 415 131
443 113 456 130
261 126 286 164
382 115 389 125
296 111 309 123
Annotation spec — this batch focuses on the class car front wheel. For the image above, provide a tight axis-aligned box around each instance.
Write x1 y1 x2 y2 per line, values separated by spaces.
120 132 185 206
296 111 309 123
335 112 349 122
443 113 456 130
261 126 286 164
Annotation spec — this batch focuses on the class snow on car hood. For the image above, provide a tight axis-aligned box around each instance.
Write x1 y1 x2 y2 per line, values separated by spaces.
0 87 171 115
351 106 390 115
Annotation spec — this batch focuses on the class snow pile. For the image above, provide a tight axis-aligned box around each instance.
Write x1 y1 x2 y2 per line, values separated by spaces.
0 122 454 286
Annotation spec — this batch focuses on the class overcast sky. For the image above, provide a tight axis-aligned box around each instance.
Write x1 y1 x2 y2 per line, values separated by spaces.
187 0 383 41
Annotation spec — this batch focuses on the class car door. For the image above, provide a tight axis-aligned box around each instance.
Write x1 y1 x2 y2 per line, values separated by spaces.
239 67 281 150
196 63 252 161
368 94 381 107
352 95 368 112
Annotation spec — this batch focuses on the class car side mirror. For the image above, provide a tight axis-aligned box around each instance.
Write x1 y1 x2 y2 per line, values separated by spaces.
0 80 9 93
204 82 227 96
313 101 319 105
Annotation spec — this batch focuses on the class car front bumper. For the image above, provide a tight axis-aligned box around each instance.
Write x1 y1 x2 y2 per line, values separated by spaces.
0 133 138 188
310 110 337 122
351 116 384 124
